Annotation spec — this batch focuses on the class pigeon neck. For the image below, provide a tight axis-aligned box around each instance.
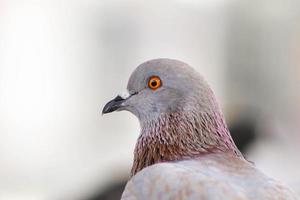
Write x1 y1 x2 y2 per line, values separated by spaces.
131 110 242 176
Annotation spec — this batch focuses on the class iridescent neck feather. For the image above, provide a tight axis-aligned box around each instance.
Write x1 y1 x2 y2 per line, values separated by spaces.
131 102 243 176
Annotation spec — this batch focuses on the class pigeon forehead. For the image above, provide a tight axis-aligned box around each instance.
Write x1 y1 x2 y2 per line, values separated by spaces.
127 58 197 92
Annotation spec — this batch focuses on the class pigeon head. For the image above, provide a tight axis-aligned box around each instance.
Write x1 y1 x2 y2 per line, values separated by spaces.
103 58 242 175
103 59 211 122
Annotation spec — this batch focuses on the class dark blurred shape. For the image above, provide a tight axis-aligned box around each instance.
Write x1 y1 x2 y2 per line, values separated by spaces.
229 116 257 154
85 180 127 200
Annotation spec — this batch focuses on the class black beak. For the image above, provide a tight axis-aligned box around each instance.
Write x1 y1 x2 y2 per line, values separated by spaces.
102 95 126 114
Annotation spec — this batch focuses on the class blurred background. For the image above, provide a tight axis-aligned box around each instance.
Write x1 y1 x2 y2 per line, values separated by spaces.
0 0 300 199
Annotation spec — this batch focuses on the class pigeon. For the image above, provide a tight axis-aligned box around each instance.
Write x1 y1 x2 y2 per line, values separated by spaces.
102 58 298 200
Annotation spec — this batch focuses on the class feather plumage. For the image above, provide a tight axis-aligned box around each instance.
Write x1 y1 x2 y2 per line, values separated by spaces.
123 153 297 200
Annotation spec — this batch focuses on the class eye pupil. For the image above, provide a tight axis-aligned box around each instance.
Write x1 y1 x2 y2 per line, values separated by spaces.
151 80 157 87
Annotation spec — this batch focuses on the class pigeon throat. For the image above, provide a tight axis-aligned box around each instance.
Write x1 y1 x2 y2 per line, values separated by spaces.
131 111 242 176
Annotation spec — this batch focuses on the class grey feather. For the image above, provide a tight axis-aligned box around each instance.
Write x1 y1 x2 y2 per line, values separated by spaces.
122 153 298 200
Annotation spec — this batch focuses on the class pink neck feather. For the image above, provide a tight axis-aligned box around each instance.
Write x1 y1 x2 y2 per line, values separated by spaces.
131 108 243 176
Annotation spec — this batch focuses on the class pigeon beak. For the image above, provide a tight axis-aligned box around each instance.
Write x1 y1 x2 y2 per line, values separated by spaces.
102 90 133 114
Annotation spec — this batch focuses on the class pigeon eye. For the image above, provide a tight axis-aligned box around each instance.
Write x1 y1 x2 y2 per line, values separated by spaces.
148 76 162 90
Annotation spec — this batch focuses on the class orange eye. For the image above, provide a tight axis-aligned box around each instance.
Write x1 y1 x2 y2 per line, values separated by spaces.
148 76 162 90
